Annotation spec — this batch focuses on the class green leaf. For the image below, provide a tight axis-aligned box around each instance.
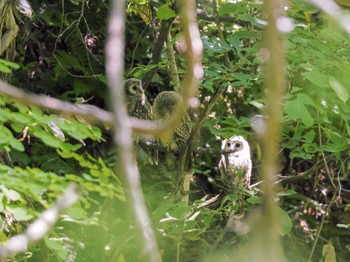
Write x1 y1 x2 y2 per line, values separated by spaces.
285 100 314 127
0 59 20 69
0 185 21 201
277 207 292 236
321 243 337 262
0 64 11 73
156 4 176 20
45 238 68 260
67 206 87 220
247 196 262 204
277 190 297 197
304 71 328 87
6 207 33 221
170 204 192 219
219 3 236 15
329 77 349 103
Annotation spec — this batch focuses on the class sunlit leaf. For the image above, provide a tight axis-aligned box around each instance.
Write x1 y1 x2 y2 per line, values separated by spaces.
321 243 337 262
277 207 292 236
6 207 33 221
157 3 176 20
329 77 349 102
304 71 328 87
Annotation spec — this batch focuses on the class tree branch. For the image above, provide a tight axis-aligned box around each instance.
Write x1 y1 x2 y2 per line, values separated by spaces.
143 17 175 88
105 0 160 261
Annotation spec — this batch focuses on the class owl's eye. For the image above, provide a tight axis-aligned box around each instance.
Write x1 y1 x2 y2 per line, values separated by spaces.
129 84 139 94
227 142 232 147
235 143 241 148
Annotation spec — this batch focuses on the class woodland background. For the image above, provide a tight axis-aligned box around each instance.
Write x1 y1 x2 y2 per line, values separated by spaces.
0 0 350 261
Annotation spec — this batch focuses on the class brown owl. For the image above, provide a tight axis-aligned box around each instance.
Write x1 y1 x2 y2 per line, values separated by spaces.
122 78 158 164
219 135 252 192
152 91 191 153
122 78 152 120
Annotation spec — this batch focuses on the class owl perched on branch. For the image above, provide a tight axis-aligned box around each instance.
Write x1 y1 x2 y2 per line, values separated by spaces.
218 135 252 193
122 78 158 164
152 91 192 153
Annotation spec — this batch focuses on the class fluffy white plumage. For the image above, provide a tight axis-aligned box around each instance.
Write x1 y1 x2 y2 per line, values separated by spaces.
219 135 252 192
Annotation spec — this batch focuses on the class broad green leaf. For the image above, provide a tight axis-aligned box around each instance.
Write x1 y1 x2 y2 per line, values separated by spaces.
45 238 68 260
247 196 262 204
219 3 236 15
329 77 349 102
0 185 21 201
284 100 314 127
0 64 11 73
304 71 328 87
170 204 192 220
277 190 297 197
0 59 20 69
321 243 337 262
296 93 316 107
10 112 31 124
6 207 33 221
156 4 176 20
277 207 292 236
249 100 264 109
67 206 87 220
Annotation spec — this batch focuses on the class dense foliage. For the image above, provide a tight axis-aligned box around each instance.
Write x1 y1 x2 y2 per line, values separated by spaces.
1 0 350 261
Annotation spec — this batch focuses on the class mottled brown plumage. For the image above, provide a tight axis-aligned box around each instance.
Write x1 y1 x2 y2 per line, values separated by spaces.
122 78 152 120
152 91 191 152
122 78 157 164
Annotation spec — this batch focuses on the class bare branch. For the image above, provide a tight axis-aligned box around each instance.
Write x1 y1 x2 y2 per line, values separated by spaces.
105 0 160 261
0 80 113 126
0 184 82 261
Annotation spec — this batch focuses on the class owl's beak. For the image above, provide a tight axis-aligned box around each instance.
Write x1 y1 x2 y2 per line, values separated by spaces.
141 92 146 106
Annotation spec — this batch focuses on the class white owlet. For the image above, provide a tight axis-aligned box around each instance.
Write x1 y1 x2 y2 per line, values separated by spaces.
218 135 252 192
152 91 192 153
122 78 158 164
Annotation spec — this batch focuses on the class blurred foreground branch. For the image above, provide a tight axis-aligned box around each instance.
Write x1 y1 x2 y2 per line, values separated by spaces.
105 0 160 261
308 0 350 35
0 184 82 261
251 0 289 261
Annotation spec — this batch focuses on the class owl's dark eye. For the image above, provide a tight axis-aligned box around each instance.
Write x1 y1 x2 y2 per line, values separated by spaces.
132 85 138 91
227 142 232 147
235 143 241 148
